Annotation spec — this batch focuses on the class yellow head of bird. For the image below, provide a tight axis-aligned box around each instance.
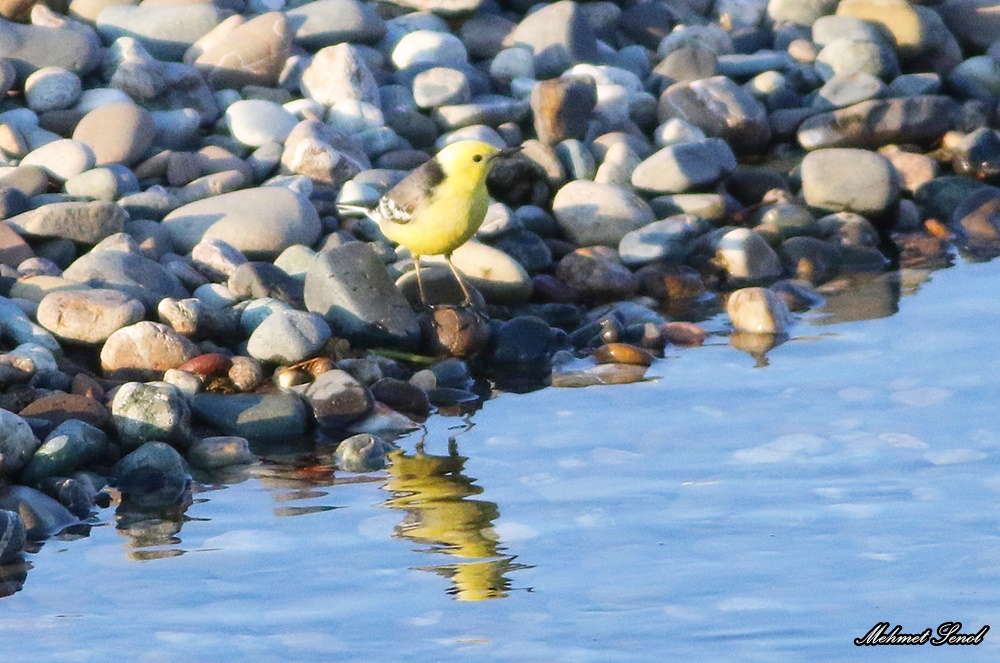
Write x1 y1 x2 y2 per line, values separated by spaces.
435 140 520 184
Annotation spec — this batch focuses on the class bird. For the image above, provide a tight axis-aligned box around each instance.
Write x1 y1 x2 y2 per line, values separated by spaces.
339 140 521 307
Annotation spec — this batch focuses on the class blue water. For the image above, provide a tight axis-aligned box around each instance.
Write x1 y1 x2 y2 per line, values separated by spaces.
3 255 1000 662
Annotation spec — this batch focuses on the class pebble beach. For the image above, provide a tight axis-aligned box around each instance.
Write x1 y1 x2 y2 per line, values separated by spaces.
0 0 998 567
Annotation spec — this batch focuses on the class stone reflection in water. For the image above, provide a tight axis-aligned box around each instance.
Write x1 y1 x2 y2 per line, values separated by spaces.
728 331 788 367
382 440 528 601
813 272 902 325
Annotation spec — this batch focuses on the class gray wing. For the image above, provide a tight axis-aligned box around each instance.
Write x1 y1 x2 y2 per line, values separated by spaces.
377 157 445 225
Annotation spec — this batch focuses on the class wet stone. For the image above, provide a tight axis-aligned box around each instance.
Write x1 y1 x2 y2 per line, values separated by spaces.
0 409 38 479
191 392 309 441
716 228 784 284
187 436 254 470
370 378 431 417
0 509 25 564
334 433 394 473
111 441 190 509
112 382 192 453
727 286 792 334
20 419 108 486
0 485 77 541
305 369 374 432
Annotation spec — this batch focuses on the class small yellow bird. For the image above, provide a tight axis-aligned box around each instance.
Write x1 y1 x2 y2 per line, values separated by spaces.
343 140 521 307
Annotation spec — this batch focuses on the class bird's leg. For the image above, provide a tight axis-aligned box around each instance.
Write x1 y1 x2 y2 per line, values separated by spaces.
413 255 431 308
444 254 474 307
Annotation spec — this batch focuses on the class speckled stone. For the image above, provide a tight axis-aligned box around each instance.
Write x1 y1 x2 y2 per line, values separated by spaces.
100 321 199 381
36 288 144 344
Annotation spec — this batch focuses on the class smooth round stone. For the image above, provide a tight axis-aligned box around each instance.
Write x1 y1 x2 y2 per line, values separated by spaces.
162 187 322 260
412 67 471 109
62 248 188 311
0 224 33 267
815 39 899 81
649 193 728 222
187 436 254 469
422 241 532 304
37 288 144 344
756 202 820 241
489 228 552 273
285 0 386 50
486 315 556 382
19 390 109 430
716 228 783 282
0 509 25 564
228 261 304 307
192 392 308 440
631 138 737 195
304 243 420 350
112 381 192 452
392 30 468 70
239 297 290 335
836 0 934 59
593 141 640 187
4 200 126 244
305 368 374 431
948 56 1000 103
727 286 792 334
509 0 599 79
459 12 515 60
531 75 597 146
100 321 199 381
24 66 81 113
552 180 655 247
224 100 298 148
64 166 139 201
797 96 958 150
334 433 393 473
300 43 380 106
273 244 317 280
112 442 189 507
246 309 330 364
151 108 202 149
618 215 706 267
555 247 640 300
940 0 1000 51
801 148 899 217
96 4 229 62
553 139 596 182
20 138 95 182
190 12 292 89
75 87 133 113
768 0 840 26
658 75 771 155
813 71 886 111
0 20 101 81
0 408 37 478
280 120 372 188
490 47 535 85
0 485 77 540
190 237 247 282
431 95 529 131
780 236 842 283
72 103 155 168
952 127 1000 180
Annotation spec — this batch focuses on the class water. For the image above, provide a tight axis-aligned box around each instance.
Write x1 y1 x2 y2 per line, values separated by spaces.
3 254 1000 662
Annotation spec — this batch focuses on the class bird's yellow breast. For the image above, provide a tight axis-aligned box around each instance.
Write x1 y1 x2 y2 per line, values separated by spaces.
379 177 489 257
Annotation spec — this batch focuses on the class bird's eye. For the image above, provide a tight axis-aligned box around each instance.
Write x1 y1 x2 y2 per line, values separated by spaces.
472 154 483 163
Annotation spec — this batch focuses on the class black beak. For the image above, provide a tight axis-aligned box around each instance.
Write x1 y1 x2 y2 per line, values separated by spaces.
491 145 523 160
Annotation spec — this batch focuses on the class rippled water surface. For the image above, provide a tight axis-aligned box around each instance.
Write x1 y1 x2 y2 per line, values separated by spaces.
4 254 1000 662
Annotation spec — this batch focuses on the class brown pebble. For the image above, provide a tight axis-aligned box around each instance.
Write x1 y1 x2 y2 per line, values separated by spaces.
19 393 110 429
593 342 654 367
637 263 706 302
661 321 707 347
179 352 233 378
421 306 492 358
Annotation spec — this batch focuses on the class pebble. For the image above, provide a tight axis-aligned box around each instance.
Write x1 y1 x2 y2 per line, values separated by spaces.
0 485 77 540
192 392 309 441
555 247 640 301
285 0 386 50
716 228 784 283
797 96 957 150
20 139 95 182
72 102 155 168
305 369 373 431
631 138 737 195
422 241 532 305
36 288 144 344
111 381 192 453
334 433 393 473
531 76 596 146
0 408 38 479
162 187 322 259
187 436 255 470
0 509 25 564
246 309 330 364
112 442 190 509
189 12 292 89
304 242 420 350
800 148 900 217
508 0 599 79
727 287 793 334
551 180 655 248
300 43 380 107
618 215 706 267
100 321 199 382
62 244 189 311
224 100 298 148
5 201 126 245
0 19 101 81
96 4 229 62
658 76 772 154
25 67 81 113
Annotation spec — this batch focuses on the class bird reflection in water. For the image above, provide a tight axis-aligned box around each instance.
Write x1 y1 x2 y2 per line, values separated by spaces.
382 438 529 601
